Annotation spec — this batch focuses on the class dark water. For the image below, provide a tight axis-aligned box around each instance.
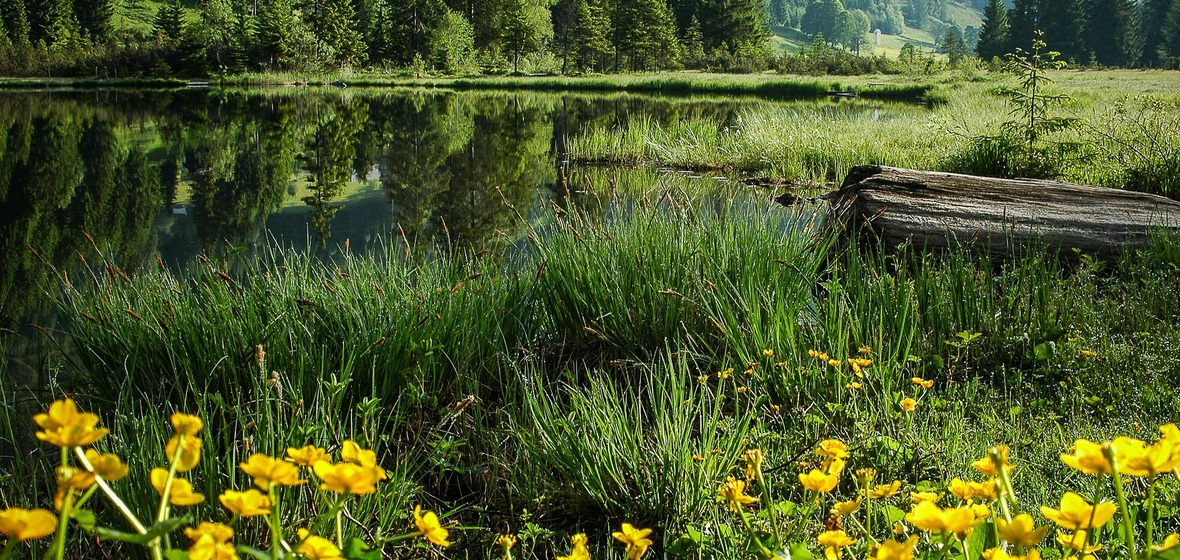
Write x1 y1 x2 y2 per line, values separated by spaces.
0 87 910 382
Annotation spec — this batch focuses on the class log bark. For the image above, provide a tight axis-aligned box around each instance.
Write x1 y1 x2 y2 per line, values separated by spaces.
821 165 1180 260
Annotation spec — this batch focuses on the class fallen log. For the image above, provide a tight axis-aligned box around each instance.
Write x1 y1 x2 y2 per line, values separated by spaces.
819 165 1180 260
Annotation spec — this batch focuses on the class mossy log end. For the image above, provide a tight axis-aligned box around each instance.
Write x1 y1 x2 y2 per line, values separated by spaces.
821 165 1180 260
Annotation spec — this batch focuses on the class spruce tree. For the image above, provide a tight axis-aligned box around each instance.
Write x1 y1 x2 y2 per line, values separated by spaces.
73 0 113 41
313 0 368 68
976 0 1010 60
1041 0 1085 62
1 0 32 46
152 0 185 44
27 0 80 46
1166 0 1180 61
1087 0 1142 66
697 0 768 53
1142 0 1173 66
570 0 610 71
1007 0 1038 53
503 0 553 72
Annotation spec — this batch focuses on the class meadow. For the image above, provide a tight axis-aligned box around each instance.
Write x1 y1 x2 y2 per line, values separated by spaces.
2 69 1180 559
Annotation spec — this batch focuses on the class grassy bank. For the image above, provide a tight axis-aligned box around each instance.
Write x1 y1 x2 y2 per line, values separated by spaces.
566 70 1180 191
0 72 938 102
6 183 1180 557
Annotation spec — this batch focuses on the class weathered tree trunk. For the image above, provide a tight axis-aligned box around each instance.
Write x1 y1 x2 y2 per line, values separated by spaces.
820 165 1180 260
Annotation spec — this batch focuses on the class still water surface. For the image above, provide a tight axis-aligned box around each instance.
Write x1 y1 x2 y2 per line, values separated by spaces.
0 87 915 380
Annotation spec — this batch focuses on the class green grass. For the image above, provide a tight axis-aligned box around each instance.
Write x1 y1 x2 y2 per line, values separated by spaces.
8 177 1180 557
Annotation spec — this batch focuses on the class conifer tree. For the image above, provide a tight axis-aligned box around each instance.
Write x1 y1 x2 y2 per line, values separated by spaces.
152 0 185 44
1142 0 1173 66
1041 0 1085 62
1007 0 1038 52
308 0 367 67
503 0 552 72
612 0 683 70
697 0 768 52
1166 0 1180 61
1 0 32 46
570 0 610 71
73 0 113 41
976 0 1009 60
27 0 80 46
1086 0 1142 66
257 0 313 68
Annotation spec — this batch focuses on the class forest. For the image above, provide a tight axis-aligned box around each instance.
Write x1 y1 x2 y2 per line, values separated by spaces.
0 0 1178 82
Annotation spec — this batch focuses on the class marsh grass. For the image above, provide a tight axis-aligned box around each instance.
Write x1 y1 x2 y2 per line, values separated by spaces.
10 179 1180 558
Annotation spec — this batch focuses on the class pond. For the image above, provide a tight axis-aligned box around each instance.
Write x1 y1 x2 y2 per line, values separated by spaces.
0 87 922 383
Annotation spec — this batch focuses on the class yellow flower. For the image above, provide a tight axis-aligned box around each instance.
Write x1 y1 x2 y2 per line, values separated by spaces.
718 477 759 512
972 446 1010 476
218 489 272 517
1122 434 1180 477
846 382 863 391
743 449 764 480
1057 530 1102 553
313 461 384 495
905 501 982 538
943 481 972 502
817 439 850 461
84 450 129 481
1040 492 1117 531
910 491 942 504
869 481 901 499
184 522 234 544
150 468 205 506
858 345 872 354
855 467 876 486
166 434 202 472
0 507 57 541
54 465 96 509
873 535 919 560
240 453 304 490
692 454 704 462
697 375 710 384
984 547 1042 560
297 529 343 559
818 529 856 560
972 479 999 501
612 523 653 560
763 348 775 357
286 445 330 467
737 386 748 394
497 533 517 552
1060 439 1113 475
558 533 591 560
171 413 204 436
34 398 109 448
340 440 378 467
718 368 733 379
800 469 839 493
911 377 934 389
828 359 841 368
188 535 238 560
809 349 830 361
996 514 1049 548
832 499 861 516
1152 533 1180 552
900 398 917 412
414 505 451 547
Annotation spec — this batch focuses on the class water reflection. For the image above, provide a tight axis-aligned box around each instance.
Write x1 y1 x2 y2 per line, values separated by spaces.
0 88 923 380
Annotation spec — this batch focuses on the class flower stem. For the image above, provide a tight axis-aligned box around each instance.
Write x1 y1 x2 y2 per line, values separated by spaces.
52 489 74 560
736 507 775 560
268 486 283 560
1103 445 1136 555
0 538 17 560
73 447 148 534
1146 475 1157 560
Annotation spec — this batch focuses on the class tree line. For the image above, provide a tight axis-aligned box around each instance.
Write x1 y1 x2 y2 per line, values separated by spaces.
976 0 1180 68
0 0 770 76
